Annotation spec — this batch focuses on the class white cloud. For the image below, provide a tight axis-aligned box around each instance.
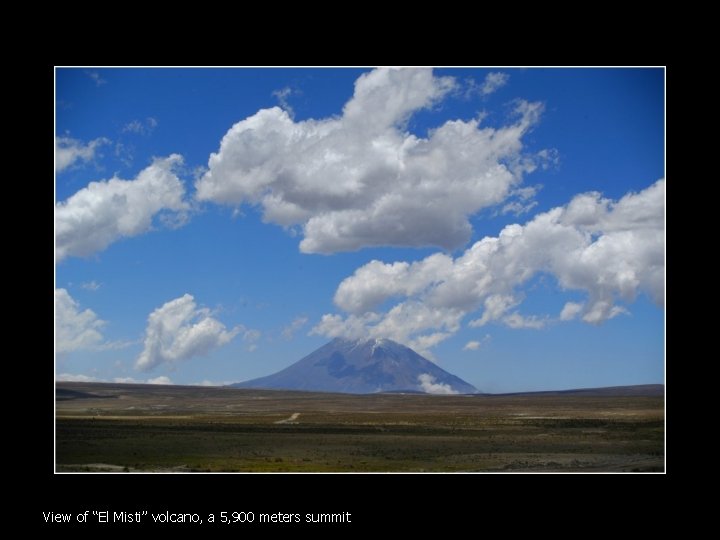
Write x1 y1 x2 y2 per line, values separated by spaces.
147 376 172 385
56 289 105 353
311 303 462 358
111 376 172 384
469 334 491 350
272 87 295 118
480 72 509 95
55 136 109 172
560 301 584 321
113 377 138 383
80 280 101 291
468 295 519 328
409 332 453 356
135 294 242 371
195 379 232 387
196 68 545 254
282 316 308 340
123 117 158 135
312 180 664 350
311 312 381 340
55 289 132 353
333 253 454 314
582 302 628 324
56 155 188 261
57 373 100 382
501 200 538 216
418 374 458 395
502 313 547 329
499 184 545 217
57 374 173 385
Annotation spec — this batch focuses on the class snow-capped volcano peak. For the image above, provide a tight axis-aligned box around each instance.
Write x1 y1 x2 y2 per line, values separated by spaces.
232 337 478 394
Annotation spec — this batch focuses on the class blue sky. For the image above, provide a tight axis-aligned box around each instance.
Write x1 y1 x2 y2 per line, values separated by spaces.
55 67 664 392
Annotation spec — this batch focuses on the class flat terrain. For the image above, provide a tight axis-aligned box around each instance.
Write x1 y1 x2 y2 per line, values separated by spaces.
56 382 664 472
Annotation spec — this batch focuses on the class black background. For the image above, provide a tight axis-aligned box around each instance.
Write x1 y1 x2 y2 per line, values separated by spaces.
34 54 676 533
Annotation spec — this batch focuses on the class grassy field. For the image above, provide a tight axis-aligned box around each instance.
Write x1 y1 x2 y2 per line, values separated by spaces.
56 382 664 472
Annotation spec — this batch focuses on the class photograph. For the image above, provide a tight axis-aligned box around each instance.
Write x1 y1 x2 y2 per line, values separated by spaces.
55 67 665 473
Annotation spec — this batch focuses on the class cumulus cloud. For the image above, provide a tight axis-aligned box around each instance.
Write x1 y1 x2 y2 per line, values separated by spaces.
147 375 172 385
195 379 233 387
272 87 295 118
501 200 538 216
480 72 509 95
57 373 174 385
282 316 308 340
111 376 173 385
196 68 545 254
56 289 132 352
312 179 664 351
55 136 109 172
418 373 458 395
559 301 584 321
500 185 542 216
56 288 105 353
136 294 244 371
463 335 490 351
312 304 462 357
463 72 510 99
468 295 519 328
502 313 547 329
56 155 188 261
57 373 100 382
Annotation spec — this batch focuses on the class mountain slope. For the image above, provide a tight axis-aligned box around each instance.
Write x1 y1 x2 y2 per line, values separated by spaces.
231 338 478 394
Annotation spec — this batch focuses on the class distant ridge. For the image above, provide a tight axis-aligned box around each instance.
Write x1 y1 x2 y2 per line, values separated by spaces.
56 381 663 398
230 338 478 394
488 384 664 398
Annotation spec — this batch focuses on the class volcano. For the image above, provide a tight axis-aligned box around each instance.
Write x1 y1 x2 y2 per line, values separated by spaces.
230 338 478 394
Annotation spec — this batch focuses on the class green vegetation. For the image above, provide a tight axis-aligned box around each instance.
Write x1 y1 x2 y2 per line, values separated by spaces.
56 383 664 472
